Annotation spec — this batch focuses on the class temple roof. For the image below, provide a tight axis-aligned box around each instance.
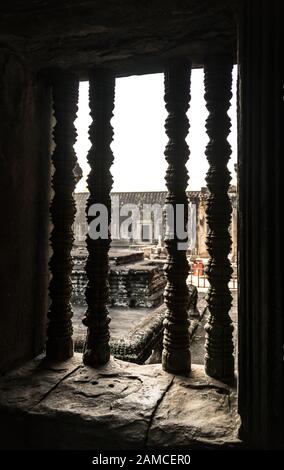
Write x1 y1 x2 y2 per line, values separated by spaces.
75 191 202 206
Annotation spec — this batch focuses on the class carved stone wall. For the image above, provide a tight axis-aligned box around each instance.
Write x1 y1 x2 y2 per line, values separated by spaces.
71 250 166 309
73 190 237 258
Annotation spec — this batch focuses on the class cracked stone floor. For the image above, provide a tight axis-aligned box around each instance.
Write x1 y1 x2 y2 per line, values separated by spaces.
0 292 239 450
0 360 240 449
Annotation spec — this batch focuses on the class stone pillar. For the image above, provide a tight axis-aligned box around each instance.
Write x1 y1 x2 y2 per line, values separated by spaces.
196 189 208 257
238 0 283 448
46 71 79 361
204 57 234 383
162 59 191 375
83 69 115 367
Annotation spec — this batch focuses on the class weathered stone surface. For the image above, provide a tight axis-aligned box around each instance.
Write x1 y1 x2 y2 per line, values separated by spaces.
204 58 234 382
0 49 50 373
46 71 79 361
74 288 200 364
0 1 237 74
110 261 166 308
162 59 191 375
0 354 82 410
0 356 239 450
110 305 166 364
148 365 240 448
28 359 173 449
73 306 154 347
73 190 237 259
72 251 167 309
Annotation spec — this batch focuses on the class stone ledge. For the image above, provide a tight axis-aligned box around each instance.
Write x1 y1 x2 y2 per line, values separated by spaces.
0 354 241 450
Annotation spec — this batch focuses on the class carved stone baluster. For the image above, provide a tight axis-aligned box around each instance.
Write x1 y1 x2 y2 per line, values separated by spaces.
46 71 79 361
204 58 234 382
82 69 115 367
162 59 191 375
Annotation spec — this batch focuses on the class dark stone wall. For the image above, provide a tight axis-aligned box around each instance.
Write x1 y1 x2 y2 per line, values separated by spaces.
0 49 51 372
0 1 237 75
238 0 283 448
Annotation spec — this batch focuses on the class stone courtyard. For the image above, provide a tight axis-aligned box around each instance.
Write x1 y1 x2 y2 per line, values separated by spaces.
72 290 238 367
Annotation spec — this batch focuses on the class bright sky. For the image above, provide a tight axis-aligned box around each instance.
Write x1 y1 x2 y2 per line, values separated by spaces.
75 67 237 192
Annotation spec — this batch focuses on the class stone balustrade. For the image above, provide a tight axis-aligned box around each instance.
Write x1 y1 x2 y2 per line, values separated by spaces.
45 59 235 383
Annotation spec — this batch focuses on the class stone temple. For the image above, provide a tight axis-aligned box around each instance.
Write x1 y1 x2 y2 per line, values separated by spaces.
71 190 201 364
70 189 236 364
0 0 282 453
73 189 238 261
71 188 238 308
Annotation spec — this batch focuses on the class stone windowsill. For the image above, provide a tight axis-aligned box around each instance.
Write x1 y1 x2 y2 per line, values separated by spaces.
0 353 241 450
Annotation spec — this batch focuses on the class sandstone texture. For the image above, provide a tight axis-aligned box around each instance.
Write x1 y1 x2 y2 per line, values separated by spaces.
0 354 240 450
